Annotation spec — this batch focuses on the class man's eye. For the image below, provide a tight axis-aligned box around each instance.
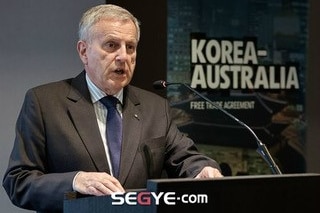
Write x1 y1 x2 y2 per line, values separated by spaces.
126 45 136 54
104 42 118 51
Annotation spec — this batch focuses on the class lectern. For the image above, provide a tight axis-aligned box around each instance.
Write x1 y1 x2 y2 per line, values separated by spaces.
64 173 320 213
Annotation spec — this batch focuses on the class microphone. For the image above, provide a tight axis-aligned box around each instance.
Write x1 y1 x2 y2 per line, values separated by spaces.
153 80 180 89
153 80 282 175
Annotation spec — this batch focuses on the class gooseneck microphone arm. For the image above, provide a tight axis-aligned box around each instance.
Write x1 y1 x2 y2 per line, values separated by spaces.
153 80 282 175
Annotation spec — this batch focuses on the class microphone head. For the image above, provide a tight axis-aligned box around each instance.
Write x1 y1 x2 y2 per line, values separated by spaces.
153 80 167 90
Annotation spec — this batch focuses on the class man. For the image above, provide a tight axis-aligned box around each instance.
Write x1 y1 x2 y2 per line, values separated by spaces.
3 4 222 213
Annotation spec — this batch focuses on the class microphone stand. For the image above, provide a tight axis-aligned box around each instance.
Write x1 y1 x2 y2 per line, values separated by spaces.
169 82 282 175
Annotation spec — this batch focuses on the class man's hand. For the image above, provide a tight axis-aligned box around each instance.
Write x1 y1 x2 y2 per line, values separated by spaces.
73 171 125 196
195 166 224 178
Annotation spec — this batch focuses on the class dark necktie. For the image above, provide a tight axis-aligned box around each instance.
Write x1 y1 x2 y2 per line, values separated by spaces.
100 96 122 178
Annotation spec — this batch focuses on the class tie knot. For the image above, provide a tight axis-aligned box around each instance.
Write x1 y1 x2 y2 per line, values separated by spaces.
100 96 119 109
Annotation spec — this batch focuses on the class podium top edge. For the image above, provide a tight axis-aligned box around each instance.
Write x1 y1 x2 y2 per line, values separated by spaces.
147 173 320 184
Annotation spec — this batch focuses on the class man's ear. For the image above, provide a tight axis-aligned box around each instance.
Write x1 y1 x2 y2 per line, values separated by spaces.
77 40 88 65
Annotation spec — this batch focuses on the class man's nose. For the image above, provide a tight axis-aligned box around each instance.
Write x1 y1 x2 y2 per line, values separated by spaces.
115 45 128 62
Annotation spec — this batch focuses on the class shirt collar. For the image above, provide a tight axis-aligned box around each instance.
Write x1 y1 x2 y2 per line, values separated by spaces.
85 73 123 104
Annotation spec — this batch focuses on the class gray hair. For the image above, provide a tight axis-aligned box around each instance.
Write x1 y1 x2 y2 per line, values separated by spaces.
78 4 140 42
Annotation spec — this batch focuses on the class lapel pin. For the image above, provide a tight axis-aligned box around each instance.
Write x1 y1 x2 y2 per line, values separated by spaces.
134 114 140 120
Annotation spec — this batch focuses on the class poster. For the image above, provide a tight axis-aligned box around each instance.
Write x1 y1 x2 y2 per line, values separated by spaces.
167 0 308 175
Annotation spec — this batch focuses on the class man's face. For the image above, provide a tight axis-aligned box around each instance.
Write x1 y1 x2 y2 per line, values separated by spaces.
77 18 138 95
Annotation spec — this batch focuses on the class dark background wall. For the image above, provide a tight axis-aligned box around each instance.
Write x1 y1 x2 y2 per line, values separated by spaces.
0 0 318 213
306 0 320 173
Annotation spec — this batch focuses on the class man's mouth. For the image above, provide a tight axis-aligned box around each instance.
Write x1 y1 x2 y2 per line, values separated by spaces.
115 69 125 75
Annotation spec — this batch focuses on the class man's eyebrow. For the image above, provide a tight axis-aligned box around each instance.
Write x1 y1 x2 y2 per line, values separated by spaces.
100 33 137 43
102 34 117 40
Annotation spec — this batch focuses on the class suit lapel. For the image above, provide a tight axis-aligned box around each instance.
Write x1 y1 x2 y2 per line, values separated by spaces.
67 72 109 172
119 86 142 183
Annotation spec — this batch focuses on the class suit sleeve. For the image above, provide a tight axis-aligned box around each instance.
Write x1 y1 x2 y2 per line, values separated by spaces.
2 89 77 212
162 98 221 178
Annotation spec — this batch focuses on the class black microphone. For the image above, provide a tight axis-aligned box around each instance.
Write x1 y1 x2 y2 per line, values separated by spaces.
153 80 282 175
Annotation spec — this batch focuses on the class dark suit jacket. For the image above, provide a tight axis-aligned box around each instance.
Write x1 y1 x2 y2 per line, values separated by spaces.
2 71 220 213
